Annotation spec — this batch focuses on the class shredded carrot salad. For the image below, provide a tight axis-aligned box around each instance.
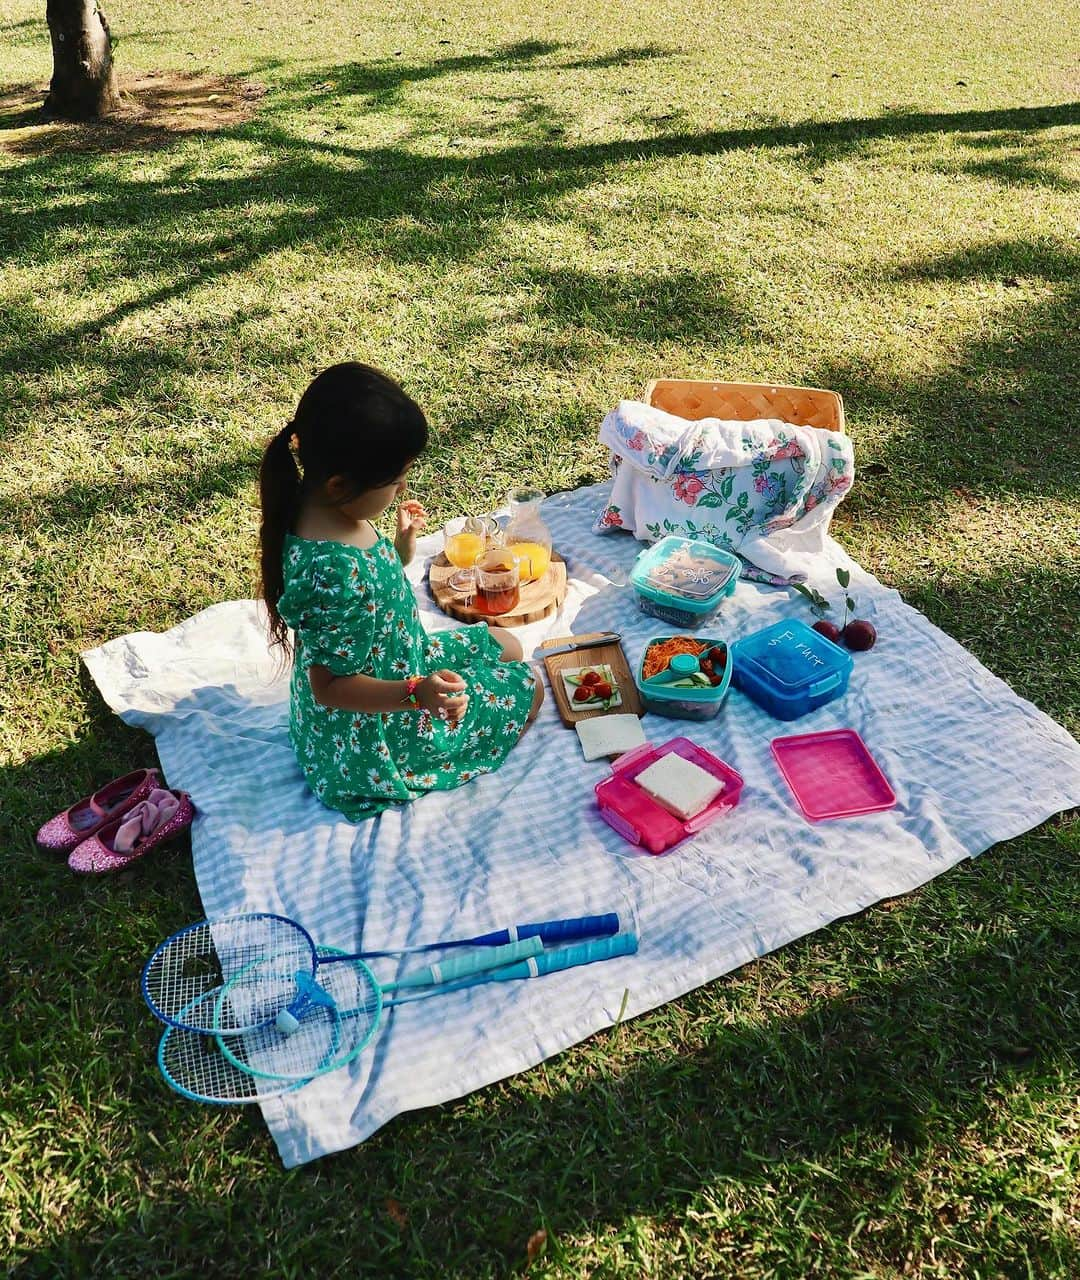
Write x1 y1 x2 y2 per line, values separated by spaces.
642 637 708 680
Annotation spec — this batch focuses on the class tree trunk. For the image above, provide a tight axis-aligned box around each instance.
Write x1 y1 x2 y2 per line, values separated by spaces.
43 0 121 120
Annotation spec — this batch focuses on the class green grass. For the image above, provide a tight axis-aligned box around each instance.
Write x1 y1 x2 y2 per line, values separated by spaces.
1 0 1078 1274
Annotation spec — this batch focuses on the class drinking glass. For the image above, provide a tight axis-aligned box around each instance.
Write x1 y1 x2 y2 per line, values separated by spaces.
443 516 498 594
474 548 521 616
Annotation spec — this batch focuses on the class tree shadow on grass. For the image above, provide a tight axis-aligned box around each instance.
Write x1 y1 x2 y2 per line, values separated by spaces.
810 237 1080 516
927 126 1079 192
890 555 1080 728
0 15 44 46
0 47 1074 496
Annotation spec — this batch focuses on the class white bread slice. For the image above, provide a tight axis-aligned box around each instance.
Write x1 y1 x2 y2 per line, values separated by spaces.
635 753 724 819
575 714 647 761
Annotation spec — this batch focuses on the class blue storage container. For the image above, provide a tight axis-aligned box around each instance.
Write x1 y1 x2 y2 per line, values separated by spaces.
630 536 740 628
730 618 852 720
635 635 732 721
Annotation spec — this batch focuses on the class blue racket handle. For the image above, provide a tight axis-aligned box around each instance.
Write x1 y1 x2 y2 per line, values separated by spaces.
519 913 621 944
471 913 621 947
484 932 638 983
390 936 542 990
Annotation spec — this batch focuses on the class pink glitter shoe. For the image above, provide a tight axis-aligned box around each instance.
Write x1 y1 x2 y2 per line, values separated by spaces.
35 768 162 855
68 789 195 874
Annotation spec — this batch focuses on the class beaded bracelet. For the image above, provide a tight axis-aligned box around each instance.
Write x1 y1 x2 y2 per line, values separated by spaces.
402 675 423 709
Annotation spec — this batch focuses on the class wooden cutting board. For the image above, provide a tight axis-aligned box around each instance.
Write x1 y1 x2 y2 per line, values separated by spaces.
539 632 644 727
429 552 567 628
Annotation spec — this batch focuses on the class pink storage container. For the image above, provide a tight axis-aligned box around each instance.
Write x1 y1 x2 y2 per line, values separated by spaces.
770 729 896 820
594 737 745 855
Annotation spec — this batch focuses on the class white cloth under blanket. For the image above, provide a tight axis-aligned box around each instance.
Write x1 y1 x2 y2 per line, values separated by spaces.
82 483 1080 1168
595 400 855 583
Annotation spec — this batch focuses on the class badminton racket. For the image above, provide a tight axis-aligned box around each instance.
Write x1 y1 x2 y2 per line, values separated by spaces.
162 932 639 1102
157 946 364 1105
142 910 620 1033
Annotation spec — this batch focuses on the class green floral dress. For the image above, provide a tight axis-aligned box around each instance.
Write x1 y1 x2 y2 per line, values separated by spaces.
277 534 538 821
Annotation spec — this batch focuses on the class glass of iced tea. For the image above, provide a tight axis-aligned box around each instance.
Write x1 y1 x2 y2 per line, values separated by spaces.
474 548 520 616
444 516 497 594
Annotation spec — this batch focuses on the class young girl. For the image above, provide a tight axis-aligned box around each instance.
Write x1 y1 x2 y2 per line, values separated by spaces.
259 362 543 821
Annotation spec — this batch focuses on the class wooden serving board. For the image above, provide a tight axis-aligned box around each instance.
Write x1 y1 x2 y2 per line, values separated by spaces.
539 632 644 727
429 551 567 628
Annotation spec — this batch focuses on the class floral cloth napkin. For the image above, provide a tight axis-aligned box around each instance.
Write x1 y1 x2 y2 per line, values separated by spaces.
594 400 855 584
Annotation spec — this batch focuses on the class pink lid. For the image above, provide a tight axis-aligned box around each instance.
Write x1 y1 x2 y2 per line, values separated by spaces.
770 729 896 821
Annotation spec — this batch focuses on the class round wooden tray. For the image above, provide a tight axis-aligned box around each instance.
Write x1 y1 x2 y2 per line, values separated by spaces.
428 552 567 628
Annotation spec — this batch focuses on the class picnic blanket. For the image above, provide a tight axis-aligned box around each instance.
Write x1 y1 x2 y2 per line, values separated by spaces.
595 400 855 584
82 482 1080 1168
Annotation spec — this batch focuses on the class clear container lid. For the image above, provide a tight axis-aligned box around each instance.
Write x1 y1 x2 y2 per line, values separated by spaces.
632 537 740 604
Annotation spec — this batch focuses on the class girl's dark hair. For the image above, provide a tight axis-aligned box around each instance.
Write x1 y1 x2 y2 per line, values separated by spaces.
259 362 428 652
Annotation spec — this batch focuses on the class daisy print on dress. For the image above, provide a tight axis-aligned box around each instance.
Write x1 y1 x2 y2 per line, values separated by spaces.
276 533 537 821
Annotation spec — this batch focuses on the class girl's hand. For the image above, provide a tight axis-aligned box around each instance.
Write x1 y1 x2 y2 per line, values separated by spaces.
394 500 429 565
417 669 468 724
397 500 428 536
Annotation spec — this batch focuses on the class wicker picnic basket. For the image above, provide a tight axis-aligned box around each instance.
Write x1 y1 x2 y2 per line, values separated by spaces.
643 378 845 434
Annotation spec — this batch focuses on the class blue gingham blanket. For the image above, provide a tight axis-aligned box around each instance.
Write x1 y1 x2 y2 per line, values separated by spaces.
82 483 1080 1167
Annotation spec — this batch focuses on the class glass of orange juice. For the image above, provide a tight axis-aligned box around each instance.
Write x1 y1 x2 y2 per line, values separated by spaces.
444 516 498 594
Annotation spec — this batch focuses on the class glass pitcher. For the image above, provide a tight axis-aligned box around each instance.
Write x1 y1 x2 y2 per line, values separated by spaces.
504 488 553 584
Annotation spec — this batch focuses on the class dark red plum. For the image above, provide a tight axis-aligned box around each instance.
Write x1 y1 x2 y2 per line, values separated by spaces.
812 619 842 644
843 620 877 651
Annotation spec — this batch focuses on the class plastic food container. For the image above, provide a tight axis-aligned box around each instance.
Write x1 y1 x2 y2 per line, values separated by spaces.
594 737 745 855
635 635 732 721
730 618 852 721
629 536 740 628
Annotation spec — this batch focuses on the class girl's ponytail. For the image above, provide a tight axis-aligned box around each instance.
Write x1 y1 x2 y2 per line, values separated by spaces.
259 423 301 653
